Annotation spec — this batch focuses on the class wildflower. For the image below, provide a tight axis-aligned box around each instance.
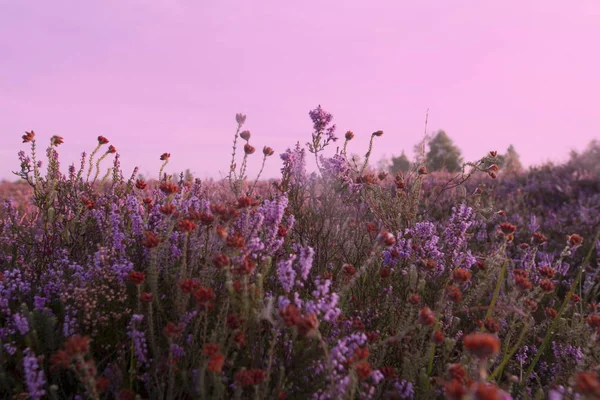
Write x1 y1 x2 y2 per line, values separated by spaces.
160 152 171 161
296 313 319 337
483 317 500 333
203 343 220 356
489 151 497 157
473 382 505 400
213 253 231 269
64 335 91 356
380 366 396 379
452 268 472 283
372 130 384 137
107 145 116 154
22 130 35 143
488 164 499 172
227 313 243 330
355 361 372 379
342 263 356 276
574 371 600 397
540 279 555 292
226 231 245 248
538 266 555 278
128 271 145 285
531 232 547 245
51 135 64 146
280 304 301 327
418 166 428 175
568 234 584 247
444 379 466 400
236 113 247 125
234 331 246 348
96 376 110 393
135 179 147 190
446 285 462 303
240 130 251 140
192 286 216 308
234 257 256 275
408 293 421 305
448 364 467 383
199 212 215 225
50 350 71 371
140 292 154 303
179 279 199 293
237 196 257 208
419 307 435 326
208 353 225 373
545 307 557 319
378 230 396 247
488 171 497 179
163 322 183 339
177 218 196 233
433 330 445 343
499 223 517 234
160 203 176 215
345 131 354 140
379 267 391 278
244 144 255 154
463 332 500 360
235 369 266 387
585 314 600 329
378 171 388 181
263 146 274 156
159 181 178 195
141 231 162 248
98 136 109 144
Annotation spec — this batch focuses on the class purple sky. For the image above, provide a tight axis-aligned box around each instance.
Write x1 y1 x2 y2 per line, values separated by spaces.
2 0 599 181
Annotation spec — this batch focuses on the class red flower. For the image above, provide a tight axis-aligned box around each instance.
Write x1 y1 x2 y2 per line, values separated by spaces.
545 307 558 319
448 363 467 383
233 331 246 348
568 233 584 247
64 335 91 356
452 268 472 283
463 333 500 360
192 286 216 307
243 144 255 155
444 379 466 400
574 371 600 397
141 231 162 248
418 307 435 326
163 322 183 339
379 268 391 278
22 130 35 143
135 179 147 190
160 153 171 161
159 181 178 195
226 231 246 248
445 285 462 303
263 146 274 156
128 271 145 285
51 135 64 146
240 130 251 140
179 279 200 294
140 292 154 303
539 279 555 292
227 313 243 330
107 145 116 154
499 223 517 234
160 203 176 215
117 389 137 400
97 136 109 145
177 218 197 233
213 253 231 269
531 232 547 245
235 369 265 387
280 304 301 327
355 361 372 379
408 293 421 305
538 266 555 278
433 330 445 343
345 131 355 140
380 366 396 379
234 257 256 275
483 317 500 333
515 275 532 291
342 263 356 276
371 130 384 137
208 353 225 373
50 350 72 371
296 313 319 337
203 343 220 356
96 376 109 393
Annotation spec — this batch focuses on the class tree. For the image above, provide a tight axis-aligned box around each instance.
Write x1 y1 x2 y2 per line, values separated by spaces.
389 151 411 175
503 144 522 174
425 130 463 172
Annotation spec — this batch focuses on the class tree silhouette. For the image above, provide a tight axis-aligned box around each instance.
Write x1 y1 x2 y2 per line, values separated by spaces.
389 151 411 175
425 130 463 172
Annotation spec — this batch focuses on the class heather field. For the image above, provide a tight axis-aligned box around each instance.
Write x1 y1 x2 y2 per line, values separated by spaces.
1 109 600 400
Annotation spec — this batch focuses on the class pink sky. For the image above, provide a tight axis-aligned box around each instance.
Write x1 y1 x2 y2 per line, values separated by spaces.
1 0 599 181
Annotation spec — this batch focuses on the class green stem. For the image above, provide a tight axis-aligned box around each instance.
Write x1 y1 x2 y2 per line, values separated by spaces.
484 259 508 323
521 229 600 385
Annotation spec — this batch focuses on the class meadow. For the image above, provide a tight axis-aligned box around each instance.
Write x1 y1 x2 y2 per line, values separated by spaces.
1 107 599 399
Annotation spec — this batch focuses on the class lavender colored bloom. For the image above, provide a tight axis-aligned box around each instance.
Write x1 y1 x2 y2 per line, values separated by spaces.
23 349 46 400
128 314 149 366
277 255 297 293
33 296 47 310
171 344 185 358
13 313 30 335
392 380 414 399
295 245 315 281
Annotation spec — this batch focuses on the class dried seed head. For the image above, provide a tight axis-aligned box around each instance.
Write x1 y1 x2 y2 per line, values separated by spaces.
160 152 171 161
372 130 384 137
98 136 109 145
240 130 251 141
244 144 255 155
345 131 355 140
51 135 64 146
236 113 247 126
263 146 274 156
22 130 35 143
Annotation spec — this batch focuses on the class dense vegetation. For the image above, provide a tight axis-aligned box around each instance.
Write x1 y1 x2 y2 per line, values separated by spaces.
1 107 599 399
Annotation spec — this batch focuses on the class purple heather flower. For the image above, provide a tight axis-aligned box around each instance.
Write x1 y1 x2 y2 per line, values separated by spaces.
277 255 297 293
23 349 46 400
13 313 30 335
